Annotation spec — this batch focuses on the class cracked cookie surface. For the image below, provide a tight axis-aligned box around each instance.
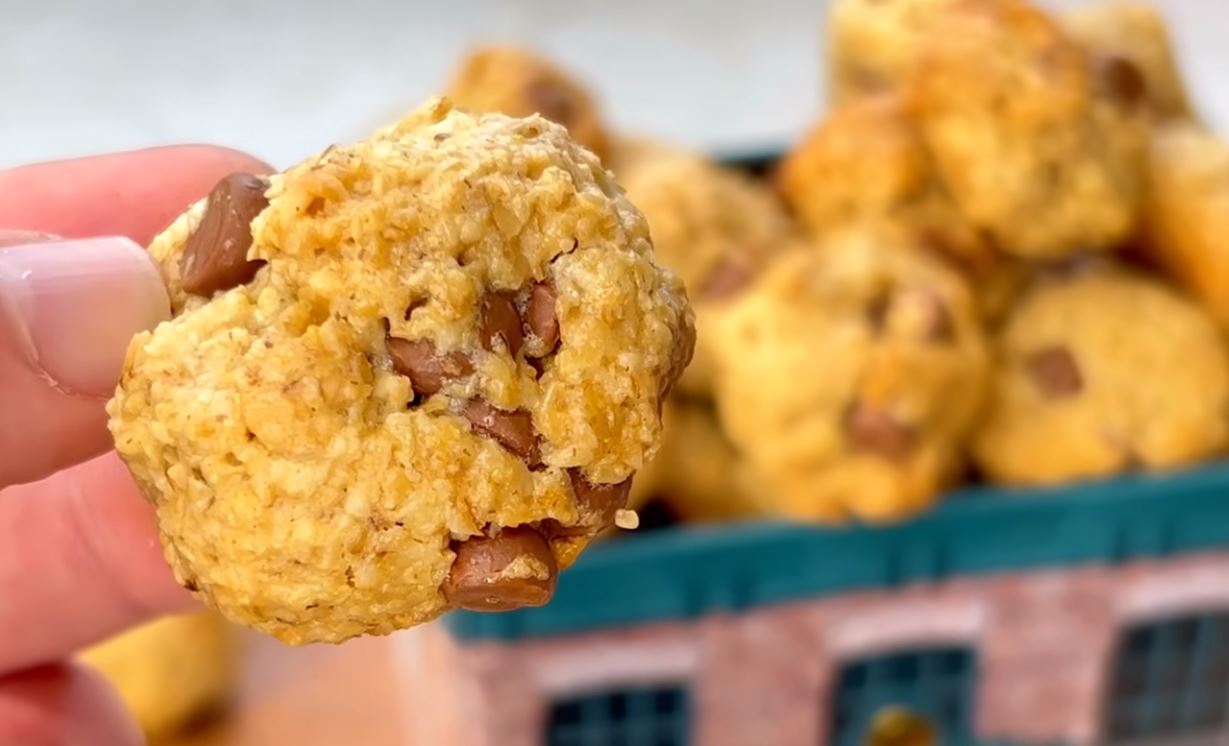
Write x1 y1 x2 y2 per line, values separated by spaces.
107 99 693 644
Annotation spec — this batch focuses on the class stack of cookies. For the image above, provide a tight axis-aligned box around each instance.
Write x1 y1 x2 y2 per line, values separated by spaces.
441 0 1229 527
441 0 1229 528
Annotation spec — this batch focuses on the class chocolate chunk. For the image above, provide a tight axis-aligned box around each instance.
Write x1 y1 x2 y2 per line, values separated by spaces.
180 173 270 296
525 282 560 354
525 80 575 127
843 402 916 461
463 399 539 463
1092 53 1147 108
867 292 893 333
848 65 889 95
700 255 756 300
480 291 524 357
404 297 428 320
388 337 473 396
551 469 634 536
1026 345 1083 399
442 527 557 611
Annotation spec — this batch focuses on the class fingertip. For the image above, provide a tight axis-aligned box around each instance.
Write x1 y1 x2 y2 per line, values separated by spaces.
0 235 171 486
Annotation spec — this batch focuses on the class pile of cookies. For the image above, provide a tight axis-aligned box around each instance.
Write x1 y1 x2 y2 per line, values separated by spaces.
443 0 1229 526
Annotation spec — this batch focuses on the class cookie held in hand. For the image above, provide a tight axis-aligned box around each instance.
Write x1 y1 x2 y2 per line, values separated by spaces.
107 98 694 644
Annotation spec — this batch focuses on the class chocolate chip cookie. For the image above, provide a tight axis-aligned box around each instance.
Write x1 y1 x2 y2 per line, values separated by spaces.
776 94 1010 300
825 0 970 106
80 612 236 740
446 46 611 161
711 226 989 523
973 264 1229 485
654 399 769 523
1062 1 1194 122
107 99 694 644
622 149 795 396
912 0 1148 259
1138 122 1229 326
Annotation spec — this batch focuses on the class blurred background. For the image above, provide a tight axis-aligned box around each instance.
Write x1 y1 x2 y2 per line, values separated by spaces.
1 0 1226 170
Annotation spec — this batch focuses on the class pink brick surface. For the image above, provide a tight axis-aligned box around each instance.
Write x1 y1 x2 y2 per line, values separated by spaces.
408 552 1229 746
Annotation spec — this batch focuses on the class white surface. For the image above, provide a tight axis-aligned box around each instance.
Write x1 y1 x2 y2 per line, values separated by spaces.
1 0 1227 170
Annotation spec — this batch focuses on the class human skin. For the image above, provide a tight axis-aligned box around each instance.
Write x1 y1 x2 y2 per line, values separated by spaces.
0 145 269 745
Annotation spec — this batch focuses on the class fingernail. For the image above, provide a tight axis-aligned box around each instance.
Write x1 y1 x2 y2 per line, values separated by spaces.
0 236 170 398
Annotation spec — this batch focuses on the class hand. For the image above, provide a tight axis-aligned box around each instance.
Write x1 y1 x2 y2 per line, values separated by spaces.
0 146 269 745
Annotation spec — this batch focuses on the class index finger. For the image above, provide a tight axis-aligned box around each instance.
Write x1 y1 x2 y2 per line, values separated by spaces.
0 146 272 487
0 145 272 245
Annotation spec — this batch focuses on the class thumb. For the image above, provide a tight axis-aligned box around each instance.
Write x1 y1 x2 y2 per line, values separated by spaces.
0 234 169 487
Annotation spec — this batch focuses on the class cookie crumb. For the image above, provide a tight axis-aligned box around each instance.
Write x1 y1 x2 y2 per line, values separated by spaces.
614 509 640 530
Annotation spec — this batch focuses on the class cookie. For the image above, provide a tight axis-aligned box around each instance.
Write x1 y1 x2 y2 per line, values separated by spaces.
1137 123 1229 326
606 135 681 178
446 46 610 161
778 95 998 275
778 94 1031 325
973 265 1229 485
825 0 969 106
912 0 1148 259
654 399 768 523
621 149 794 396
712 226 989 523
1061 1 1194 122
107 99 694 644
79 612 236 740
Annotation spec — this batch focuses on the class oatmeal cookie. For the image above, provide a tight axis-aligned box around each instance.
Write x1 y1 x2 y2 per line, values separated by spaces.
1137 122 1229 326
107 99 693 644
621 150 794 396
973 265 1229 484
912 0 1148 258
712 226 988 522
655 399 768 523
1062 1 1194 121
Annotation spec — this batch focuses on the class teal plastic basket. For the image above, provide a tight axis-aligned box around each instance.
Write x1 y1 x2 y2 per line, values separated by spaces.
444 464 1229 643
